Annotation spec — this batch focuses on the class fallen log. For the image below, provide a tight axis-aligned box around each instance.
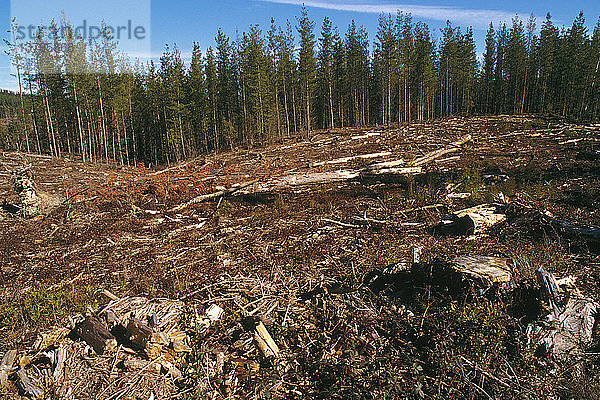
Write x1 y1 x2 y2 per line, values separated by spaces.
74 315 118 355
248 134 471 193
410 134 472 166
549 219 600 247
169 134 470 206
455 204 507 234
510 201 600 248
313 151 392 166
242 165 422 194
254 321 280 359
168 179 257 212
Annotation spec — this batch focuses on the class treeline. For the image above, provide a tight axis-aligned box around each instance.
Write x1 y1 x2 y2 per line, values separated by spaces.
4 9 600 165
0 90 20 118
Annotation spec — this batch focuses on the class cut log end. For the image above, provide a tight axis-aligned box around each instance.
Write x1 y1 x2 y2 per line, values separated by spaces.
74 315 117 355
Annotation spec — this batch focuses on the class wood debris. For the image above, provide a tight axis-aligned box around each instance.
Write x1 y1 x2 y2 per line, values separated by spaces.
433 204 506 236
2 295 194 398
74 315 118 355
0 350 17 387
451 255 512 284
242 317 281 360
529 269 599 360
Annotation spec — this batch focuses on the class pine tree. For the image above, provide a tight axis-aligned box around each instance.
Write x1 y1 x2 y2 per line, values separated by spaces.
297 6 317 136
397 13 414 121
215 29 237 149
506 17 527 113
412 21 435 120
205 47 219 152
494 24 508 113
481 23 496 114
538 14 559 113
587 18 600 119
188 42 209 153
374 14 396 125
317 17 336 129
346 21 369 126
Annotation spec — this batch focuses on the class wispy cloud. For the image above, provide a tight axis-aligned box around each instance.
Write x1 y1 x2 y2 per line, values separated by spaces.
261 0 534 29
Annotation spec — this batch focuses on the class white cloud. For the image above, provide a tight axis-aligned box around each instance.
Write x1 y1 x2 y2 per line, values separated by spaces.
261 0 534 29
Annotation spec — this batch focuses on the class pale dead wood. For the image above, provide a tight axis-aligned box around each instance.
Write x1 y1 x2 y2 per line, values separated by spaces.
399 204 445 214
313 151 392 166
15 368 42 398
0 350 17 387
168 180 257 212
322 218 360 229
452 255 512 284
102 289 120 302
410 134 472 166
254 321 280 359
455 204 507 234
531 268 599 360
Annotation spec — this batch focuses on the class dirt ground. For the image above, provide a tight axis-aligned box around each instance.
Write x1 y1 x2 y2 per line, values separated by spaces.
1 115 600 399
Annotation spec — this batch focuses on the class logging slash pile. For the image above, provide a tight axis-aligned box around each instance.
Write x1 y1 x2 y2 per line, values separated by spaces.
2 115 600 399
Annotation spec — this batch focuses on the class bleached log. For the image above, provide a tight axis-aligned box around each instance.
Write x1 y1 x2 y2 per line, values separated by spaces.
170 133 469 205
168 179 257 212
455 204 506 234
399 203 446 214
410 134 472 166
242 317 280 359
245 165 422 194
452 255 512 284
257 134 469 191
434 204 506 236
351 131 382 140
360 166 423 178
259 170 360 190
313 151 392 166
322 218 359 229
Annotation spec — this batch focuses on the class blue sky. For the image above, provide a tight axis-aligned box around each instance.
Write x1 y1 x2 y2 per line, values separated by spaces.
1 0 599 90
